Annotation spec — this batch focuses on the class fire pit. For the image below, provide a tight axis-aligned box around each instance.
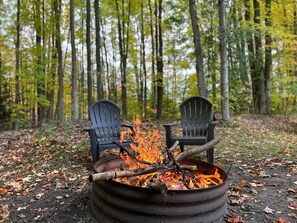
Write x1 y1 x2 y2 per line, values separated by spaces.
91 156 228 223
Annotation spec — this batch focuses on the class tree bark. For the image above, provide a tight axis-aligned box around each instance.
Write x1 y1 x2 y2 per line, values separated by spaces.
188 0 206 97
218 0 230 122
54 0 64 121
244 0 257 113
86 0 93 108
148 0 156 111
253 0 265 114
115 0 131 118
35 0 45 125
14 0 21 129
95 0 104 100
70 0 79 120
264 0 272 114
156 0 163 119
140 0 147 118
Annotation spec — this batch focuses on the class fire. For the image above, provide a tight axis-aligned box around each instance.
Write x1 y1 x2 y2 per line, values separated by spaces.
117 119 223 190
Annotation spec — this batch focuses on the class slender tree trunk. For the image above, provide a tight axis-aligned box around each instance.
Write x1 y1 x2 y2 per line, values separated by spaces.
115 0 131 118
156 0 163 119
140 0 147 118
244 0 257 113
254 0 265 114
86 0 93 108
35 0 45 125
148 0 156 111
55 0 64 120
264 0 272 114
79 6 85 118
218 0 230 122
188 0 206 97
14 0 21 129
70 0 79 120
95 0 103 100
48 33 56 120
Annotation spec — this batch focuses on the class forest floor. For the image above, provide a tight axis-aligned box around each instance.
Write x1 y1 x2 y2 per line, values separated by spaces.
0 114 297 223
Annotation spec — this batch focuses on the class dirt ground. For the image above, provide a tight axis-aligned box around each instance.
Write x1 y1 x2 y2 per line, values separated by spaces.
0 115 296 223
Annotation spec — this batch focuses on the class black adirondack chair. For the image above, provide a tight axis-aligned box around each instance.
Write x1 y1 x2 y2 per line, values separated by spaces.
164 96 217 164
85 100 134 164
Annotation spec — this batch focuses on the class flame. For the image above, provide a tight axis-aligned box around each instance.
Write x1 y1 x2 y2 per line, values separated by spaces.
116 118 223 190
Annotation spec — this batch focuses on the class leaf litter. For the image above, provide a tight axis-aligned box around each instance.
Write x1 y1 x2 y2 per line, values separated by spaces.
0 115 296 222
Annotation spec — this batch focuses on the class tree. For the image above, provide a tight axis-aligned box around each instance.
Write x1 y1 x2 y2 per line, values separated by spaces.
218 0 230 122
14 0 21 129
264 0 272 114
35 0 46 125
70 0 79 120
86 0 93 108
188 0 206 98
253 0 265 114
115 0 131 118
54 0 64 120
95 0 104 100
156 0 163 119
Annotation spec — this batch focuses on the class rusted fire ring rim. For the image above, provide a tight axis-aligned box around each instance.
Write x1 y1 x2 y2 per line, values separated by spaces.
93 155 228 192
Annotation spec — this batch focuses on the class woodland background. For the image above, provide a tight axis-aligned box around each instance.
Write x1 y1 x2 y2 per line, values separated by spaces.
0 0 296 130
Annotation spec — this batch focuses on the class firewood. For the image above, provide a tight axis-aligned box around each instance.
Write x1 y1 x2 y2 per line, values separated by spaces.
175 138 220 162
89 166 166 182
147 181 168 195
89 138 221 183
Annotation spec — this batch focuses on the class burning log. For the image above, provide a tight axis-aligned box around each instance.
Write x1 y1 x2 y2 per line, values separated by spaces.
89 166 167 182
175 138 220 162
89 138 220 183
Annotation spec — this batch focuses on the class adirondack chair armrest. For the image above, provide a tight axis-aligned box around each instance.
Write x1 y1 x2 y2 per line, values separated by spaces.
121 124 134 130
121 124 136 136
84 127 98 161
163 123 178 147
163 123 178 133
207 120 218 140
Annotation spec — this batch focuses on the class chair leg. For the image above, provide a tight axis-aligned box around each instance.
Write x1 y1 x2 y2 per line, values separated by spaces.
207 147 214 164
180 145 184 152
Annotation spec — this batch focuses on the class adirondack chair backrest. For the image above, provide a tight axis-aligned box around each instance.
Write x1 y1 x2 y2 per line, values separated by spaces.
180 96 212 137
89 100 121 143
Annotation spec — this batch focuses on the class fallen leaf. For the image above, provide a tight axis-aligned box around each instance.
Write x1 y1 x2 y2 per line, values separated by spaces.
288 201 297 210
224 213 245 223
273 217 291 223
263 206 275 214
0 205 10 222
0 188 8 196
240 180 248 185
287 188 297 193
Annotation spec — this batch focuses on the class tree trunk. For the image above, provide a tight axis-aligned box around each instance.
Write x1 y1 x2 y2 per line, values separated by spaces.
116 0 131 118
95 0 104 100
140 0 147 118
156 0 163 120
244 0 257 113
70 0 79 120
188 0 206 97
253 0 265 114
148 0 156 111
218 0 230 122
35 0 45 125
14 0 21 129
55 0 64 121
264 0 272 114
86 0 93 108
